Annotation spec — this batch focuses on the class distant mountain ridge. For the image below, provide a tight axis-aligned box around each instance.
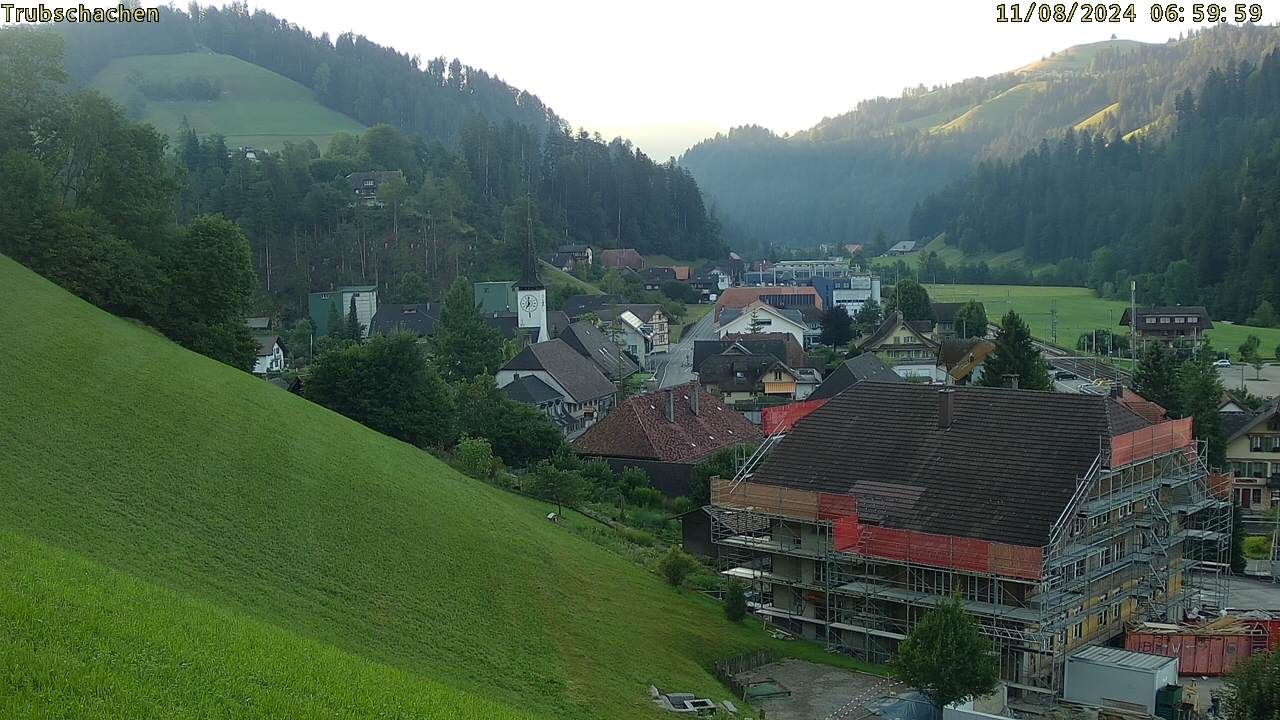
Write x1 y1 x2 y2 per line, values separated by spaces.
680 25 1280 249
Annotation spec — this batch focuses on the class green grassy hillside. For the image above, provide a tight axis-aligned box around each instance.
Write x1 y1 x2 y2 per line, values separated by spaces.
90 51 364 150
924 283 1280 357
0 255 851 718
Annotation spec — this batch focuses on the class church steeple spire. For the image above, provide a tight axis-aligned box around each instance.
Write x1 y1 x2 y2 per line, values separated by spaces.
518 198 542 290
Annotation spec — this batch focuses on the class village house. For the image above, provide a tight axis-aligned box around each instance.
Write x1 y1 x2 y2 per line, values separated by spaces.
345 170 404 206
1224 398 1280 517
572 383 762 496
557 244 592 266
601 304 669 354
500 375 577 434
370 303 439 338
1120 306 1214 351
695 383 1231 695
884 240 917 256
251 335 287 375
495 339 617 437
694 334 806 375
714 286 823 323
598 248 644 271
697 352 803 406
558 320 640 381
854 310 941 381
717 301 809 347
308 285 378 338
643 266 676 291
936 338 996 385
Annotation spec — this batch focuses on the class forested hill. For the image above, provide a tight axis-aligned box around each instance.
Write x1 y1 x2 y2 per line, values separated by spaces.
52 3 556 142
680 25 1280 250
910 48 1280 324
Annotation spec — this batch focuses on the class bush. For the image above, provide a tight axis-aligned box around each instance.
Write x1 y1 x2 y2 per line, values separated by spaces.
1243 536 1271 560
724 581 747 623
628 486 665 509
454 435 498 481
656 546 700 589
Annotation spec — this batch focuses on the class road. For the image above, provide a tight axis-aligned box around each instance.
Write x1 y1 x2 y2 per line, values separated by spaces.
657 309 717 388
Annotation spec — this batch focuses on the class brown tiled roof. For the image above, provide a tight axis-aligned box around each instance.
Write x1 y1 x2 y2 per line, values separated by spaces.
573 382 762 463
599 248 644 270
1119 389 1168 424
714 287 823 321
748 383 1135 547
938 339 996 381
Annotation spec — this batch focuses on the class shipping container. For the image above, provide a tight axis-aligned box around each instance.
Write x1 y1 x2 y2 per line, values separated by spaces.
1125 631 1255 676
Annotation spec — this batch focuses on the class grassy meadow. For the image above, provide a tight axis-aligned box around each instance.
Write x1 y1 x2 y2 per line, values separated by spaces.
0 254 871 718
924 283 1280 358
90 52 364 150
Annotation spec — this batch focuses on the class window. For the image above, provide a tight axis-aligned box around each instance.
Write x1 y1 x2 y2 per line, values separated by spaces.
1102 547 1114 566
1160 317 1171 324
1146 317 1157 324
1251 462 1269 478
1252 436 1264 452
1101 605 1111 625
1071 622 1083 641
1175 316 1186 324
1091 514 1107 530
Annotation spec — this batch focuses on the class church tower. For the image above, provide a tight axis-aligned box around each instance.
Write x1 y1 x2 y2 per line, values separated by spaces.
516 208 548 343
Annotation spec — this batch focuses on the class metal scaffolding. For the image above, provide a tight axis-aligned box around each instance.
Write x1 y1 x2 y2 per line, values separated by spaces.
707 420 1232 697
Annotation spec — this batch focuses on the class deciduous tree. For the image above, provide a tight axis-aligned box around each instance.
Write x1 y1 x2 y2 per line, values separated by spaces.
953 300 988 339
894 596 999 714
1134 342 1181 415
305 332 456 448
884 279 934 322
820 305 855 346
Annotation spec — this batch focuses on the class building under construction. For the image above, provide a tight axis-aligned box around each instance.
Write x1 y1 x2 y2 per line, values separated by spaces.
700 383 1231 696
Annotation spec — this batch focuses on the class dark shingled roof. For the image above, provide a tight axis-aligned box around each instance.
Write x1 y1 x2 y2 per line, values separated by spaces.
371 303 439 337
562 294 626 319
1226 397 1280 442
1120 306 1213 330
501 339 616 404
749 383 1141 547
693 335 804 373
546 310 571 339
698 354 798 393
573 382 762 463
559 321 640 380
931 301 984 324
501 375 563 406
807 353 903 401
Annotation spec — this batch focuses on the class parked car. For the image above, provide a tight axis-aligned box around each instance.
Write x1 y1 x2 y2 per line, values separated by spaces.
1054 370 1078 380
1213 358 1233 368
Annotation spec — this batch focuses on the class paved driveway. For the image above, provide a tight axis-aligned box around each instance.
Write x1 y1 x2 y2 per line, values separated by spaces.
1219 362 1280 399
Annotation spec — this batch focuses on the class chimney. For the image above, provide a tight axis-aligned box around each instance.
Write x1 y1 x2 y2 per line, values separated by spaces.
1003 373 1020 390
691 385 700 416
665 389 675 423
938 387 955 430
1110 382 1123 399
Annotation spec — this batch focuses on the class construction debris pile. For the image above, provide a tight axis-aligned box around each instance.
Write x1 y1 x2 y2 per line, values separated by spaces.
1126 613 1280 676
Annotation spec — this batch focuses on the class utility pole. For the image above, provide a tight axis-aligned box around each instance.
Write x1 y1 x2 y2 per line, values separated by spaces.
1129 280 1137 368
1050 300 1058 345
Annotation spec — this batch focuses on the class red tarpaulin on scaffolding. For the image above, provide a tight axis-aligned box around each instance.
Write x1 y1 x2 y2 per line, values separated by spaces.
831 498 1043 581
1110 417 1193 467
762 399 828 435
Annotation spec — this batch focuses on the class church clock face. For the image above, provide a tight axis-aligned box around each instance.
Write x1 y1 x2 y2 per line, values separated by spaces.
520 295 540 312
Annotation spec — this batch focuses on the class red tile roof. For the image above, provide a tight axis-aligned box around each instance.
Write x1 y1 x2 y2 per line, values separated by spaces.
713 286 822 321
1119 389 1169 424
572 382 762 464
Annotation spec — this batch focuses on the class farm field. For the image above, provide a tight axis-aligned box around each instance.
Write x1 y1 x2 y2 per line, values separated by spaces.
89 52 364 151
0 254 874 719
924 284 1280 358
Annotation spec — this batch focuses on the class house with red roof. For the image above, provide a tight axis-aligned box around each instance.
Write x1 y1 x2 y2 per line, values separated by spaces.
572 382 762 496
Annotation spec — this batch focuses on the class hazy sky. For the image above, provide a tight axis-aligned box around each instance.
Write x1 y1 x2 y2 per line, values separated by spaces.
103 1 1280 157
